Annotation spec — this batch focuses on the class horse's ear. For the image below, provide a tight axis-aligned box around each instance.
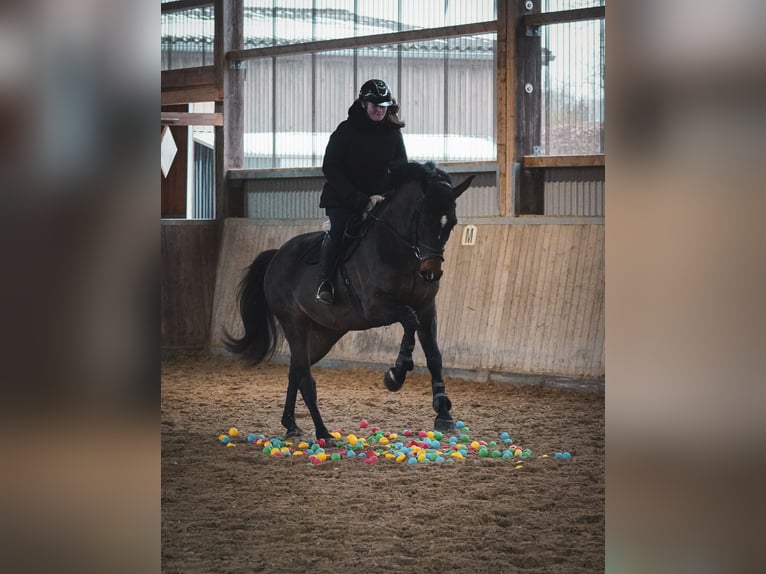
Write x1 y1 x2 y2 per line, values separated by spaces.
452 175 475 199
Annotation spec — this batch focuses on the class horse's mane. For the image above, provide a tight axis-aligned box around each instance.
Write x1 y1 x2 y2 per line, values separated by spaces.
388 161 455 213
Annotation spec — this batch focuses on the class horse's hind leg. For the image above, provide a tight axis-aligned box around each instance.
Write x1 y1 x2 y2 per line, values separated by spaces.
384 306 418 392
416 307 454 433
297 370 331 441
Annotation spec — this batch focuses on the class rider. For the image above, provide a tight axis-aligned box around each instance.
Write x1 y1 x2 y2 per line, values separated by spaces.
315 79 408 305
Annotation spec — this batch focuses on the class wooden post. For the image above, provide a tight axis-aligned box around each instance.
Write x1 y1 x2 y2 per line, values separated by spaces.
496 0 516 216
214 0 245 220
516 1 544 214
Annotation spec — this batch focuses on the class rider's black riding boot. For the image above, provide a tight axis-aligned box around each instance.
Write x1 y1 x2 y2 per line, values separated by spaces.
315 233 341 305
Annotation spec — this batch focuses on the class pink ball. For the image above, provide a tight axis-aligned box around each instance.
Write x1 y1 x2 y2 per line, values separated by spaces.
359 420 369 429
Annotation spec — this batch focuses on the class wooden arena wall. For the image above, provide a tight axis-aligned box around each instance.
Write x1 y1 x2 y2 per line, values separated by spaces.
208 218 604 379
161 220 220 351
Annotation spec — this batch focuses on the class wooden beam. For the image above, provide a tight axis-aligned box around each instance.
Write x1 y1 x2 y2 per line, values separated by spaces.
161 85 222 106
522 154 606 168
496 1 515 217
227 21 497 61
215 0 245 220
516 1 543 215
161 66 216 90
161 0 214 14
161 112 223 126
524 6 605 27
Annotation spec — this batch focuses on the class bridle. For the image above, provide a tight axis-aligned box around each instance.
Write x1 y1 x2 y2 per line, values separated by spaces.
369 202 447 263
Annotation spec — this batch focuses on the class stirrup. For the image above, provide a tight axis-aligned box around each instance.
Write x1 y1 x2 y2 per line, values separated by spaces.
315 281 334 305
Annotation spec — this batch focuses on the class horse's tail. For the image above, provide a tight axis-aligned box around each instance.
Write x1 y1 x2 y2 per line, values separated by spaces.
223 249 279 365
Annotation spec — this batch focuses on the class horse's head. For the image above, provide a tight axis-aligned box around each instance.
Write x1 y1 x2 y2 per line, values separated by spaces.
414 164 474 282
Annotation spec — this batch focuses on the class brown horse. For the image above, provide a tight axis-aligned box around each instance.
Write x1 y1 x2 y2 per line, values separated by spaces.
224 161 474 439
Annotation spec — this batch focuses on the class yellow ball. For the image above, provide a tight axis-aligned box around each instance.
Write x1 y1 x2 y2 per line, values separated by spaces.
228 427 239 437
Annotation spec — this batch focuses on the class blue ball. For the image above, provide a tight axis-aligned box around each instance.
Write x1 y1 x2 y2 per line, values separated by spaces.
455 420 465 429
499 432 509 441
407 457 418 464
246 434 256 443
562 452 572 459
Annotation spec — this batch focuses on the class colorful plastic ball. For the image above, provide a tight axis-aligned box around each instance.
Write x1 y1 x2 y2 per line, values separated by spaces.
499 432 510 441
491 450 502 458
407 457 418 464
246 434 256 443
455 420 465 429
221 436 231 444
561 452 572 459
359 420 369 429
226 442 235 448
228 427 239 437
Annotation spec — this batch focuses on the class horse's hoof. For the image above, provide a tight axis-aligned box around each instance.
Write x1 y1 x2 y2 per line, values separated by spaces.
285 427 304 438
434 418 455 433
384 368 404 392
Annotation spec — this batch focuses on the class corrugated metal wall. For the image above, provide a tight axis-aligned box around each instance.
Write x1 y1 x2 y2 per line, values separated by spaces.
544 167 605 216
243 168 606 219
244 169 501 219
193 142 215 219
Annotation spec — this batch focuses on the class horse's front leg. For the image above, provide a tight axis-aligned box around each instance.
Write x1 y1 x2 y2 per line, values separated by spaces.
416 306 454 433
384 306 418 392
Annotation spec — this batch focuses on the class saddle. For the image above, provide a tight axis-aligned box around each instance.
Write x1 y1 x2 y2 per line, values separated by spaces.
300 209 376 266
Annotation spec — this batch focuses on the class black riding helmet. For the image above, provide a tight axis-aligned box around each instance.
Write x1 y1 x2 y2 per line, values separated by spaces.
359 79 394 107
